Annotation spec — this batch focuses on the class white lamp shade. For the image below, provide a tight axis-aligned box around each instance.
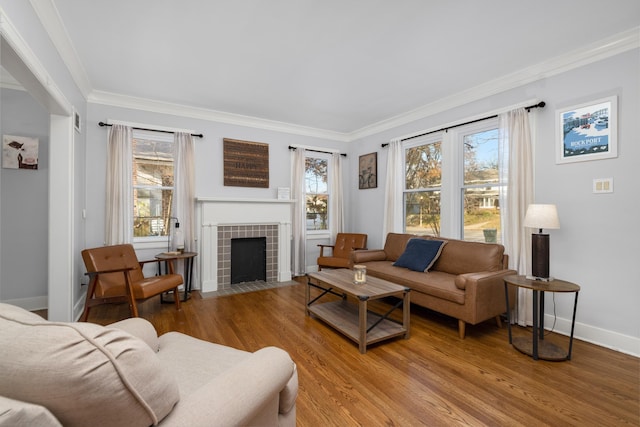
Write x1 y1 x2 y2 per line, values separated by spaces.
523 204 560 229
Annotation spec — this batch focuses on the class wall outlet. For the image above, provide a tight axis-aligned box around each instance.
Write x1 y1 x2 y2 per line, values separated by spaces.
593 178 613 193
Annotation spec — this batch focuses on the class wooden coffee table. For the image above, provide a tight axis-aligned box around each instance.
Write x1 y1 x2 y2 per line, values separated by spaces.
306 269 410 353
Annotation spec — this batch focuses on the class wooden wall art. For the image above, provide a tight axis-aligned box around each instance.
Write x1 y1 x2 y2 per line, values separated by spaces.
223 138 269 188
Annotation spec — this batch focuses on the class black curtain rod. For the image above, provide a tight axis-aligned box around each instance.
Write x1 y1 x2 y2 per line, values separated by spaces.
288 145 347 157
381 101 545 147
99 121 204 138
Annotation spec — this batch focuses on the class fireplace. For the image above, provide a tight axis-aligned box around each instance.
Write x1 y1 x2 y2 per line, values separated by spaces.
217 225 277 289
198 198 293 292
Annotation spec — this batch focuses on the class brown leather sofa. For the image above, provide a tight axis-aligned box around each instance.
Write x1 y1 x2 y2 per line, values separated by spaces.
351 233 517 338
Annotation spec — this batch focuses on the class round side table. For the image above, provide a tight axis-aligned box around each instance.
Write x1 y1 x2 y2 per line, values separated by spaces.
504 275 580 361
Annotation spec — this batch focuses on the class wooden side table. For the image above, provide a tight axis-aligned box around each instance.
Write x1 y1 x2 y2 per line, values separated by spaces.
504 275 580 361
156 252 197 302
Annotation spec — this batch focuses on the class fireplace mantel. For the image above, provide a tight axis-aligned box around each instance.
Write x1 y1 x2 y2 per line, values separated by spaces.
197 197 293 292
196 197 295 205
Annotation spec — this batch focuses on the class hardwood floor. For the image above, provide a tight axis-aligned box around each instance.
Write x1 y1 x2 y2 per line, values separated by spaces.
85 279 640 426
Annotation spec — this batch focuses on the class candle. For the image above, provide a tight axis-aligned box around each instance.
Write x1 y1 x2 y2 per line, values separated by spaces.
354 265 367 284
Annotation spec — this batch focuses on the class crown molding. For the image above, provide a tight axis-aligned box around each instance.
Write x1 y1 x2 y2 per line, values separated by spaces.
88 90 351 142
29 0 92 98
347 27 640 142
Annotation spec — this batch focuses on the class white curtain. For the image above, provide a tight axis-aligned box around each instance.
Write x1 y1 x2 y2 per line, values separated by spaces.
173 132 196 252
105 124 133 245
329 152 344 236
499 108 534 325
382 138 403 239
292 148 307 275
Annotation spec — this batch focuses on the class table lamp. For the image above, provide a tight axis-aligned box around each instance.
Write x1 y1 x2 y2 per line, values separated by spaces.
523 204 560 281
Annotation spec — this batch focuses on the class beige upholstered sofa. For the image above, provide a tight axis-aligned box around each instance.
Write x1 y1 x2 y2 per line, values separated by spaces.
0 303 298 426
351 233 517 339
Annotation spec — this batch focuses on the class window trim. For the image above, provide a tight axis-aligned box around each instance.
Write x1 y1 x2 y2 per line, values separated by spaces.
400 117 504 241
131 129 175 244
402 133 443 236
453 119 503 242
304 152 332 235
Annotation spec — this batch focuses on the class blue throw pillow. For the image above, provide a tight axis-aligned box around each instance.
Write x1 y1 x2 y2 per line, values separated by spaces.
393 238 446 272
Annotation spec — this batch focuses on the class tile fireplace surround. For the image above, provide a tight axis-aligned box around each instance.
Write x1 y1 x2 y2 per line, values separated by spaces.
197 198 294 292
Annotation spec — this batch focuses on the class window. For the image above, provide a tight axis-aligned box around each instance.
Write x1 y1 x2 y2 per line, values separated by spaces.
305 155 329 232
403 137 442 236
132 132 174 239
461 126 503 243
400 118 504 243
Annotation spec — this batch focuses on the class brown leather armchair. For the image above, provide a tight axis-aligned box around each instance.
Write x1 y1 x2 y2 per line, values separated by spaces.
317 233 367 271
80 244 183 321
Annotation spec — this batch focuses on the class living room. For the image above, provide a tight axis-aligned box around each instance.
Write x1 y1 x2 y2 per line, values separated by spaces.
0 1 638 425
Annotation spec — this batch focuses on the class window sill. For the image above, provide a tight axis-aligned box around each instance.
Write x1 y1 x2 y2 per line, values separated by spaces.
306 232 331 240
133 240 169 251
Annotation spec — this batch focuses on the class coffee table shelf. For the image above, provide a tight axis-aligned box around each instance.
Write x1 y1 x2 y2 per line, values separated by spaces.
308 300 408 346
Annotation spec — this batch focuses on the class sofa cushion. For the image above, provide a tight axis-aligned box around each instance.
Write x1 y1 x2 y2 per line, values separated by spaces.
382 233 416 261
0 395 62 426
364 263 465 305
393 238 446 272
0 303 179 427
430 238 505 275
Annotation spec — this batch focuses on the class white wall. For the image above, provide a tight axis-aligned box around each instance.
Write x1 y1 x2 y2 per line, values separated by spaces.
0 88 49 307
350 50 640 356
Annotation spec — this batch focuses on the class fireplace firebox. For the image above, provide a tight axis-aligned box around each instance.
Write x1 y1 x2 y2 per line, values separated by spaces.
231 237 267 284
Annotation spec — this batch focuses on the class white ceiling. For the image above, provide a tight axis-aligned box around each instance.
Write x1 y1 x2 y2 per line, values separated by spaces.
36 1 640 136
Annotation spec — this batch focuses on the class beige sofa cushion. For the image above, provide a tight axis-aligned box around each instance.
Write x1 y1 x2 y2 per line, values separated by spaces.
0 395 62 426
0 303 179 427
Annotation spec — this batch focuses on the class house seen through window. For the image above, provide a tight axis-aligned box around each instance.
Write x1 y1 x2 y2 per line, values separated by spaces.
132 133 174 239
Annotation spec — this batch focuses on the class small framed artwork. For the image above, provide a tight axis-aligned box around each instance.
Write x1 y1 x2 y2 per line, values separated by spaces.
556 96 617 164
2 135 39 170
359 152 377 189
74 109 81 133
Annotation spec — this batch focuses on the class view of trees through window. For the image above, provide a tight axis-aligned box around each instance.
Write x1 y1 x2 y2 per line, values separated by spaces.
404 141 442 236
132 138 174 238
305 157 328 231
462 128 502 243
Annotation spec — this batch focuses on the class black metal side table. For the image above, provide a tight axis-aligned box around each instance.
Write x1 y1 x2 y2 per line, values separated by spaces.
156 252 197 302
504 274 580 361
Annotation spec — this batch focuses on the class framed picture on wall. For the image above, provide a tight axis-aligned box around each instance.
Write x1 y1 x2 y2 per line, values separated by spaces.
358 152 377 189
2 135 39 170
556 96 617 164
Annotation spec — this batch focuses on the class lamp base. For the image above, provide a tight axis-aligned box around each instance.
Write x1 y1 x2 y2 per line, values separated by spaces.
531 233 550 279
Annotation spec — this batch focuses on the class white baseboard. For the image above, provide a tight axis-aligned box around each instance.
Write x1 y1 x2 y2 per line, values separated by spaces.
544 313 639 358
0 296 48 312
